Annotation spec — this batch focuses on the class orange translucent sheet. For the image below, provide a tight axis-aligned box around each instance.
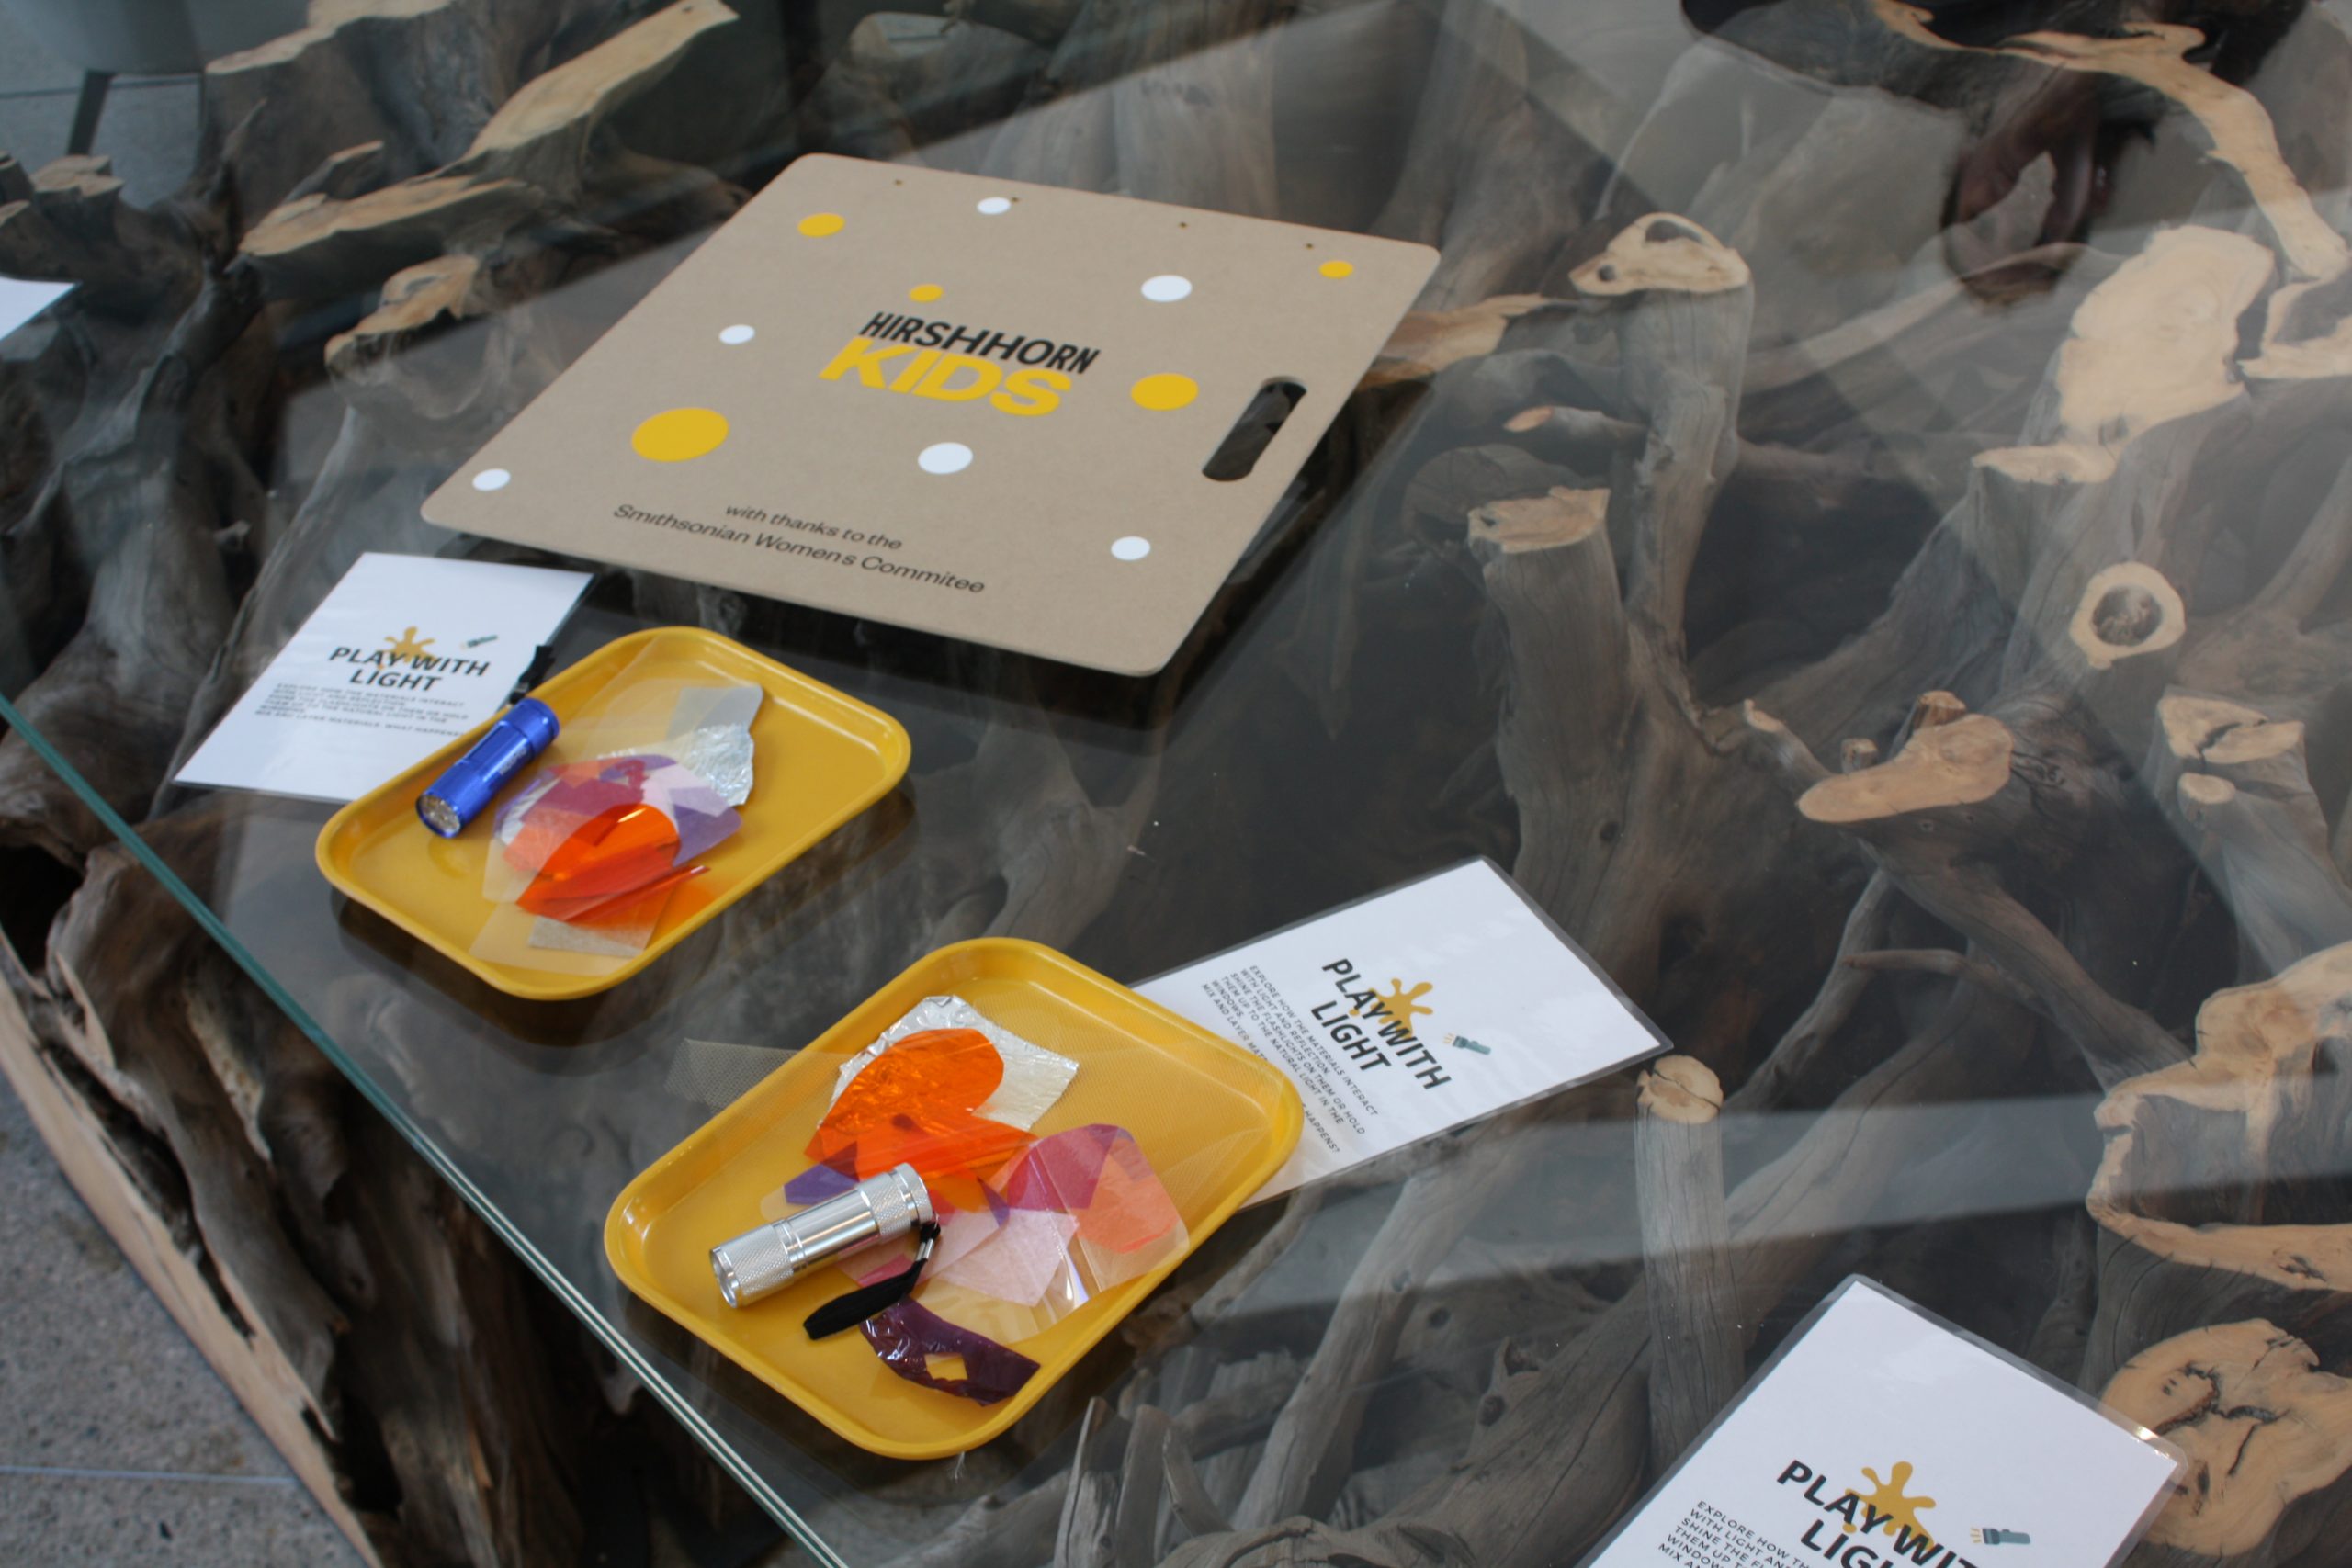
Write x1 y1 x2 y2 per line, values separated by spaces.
808 1028 1032 1196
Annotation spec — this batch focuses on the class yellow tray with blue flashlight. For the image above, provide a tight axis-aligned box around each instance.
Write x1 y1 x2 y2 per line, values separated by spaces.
315 626 910 1002
605 939 1305 1460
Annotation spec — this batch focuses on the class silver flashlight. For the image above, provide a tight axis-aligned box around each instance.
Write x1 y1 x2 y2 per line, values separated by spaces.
710 1164 933 1309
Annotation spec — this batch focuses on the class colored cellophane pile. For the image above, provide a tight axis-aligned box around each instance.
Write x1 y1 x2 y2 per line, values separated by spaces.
760 998 1190 1404
470 677 763 974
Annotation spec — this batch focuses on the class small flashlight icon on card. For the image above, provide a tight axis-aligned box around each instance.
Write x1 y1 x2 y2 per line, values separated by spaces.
1972 1529 2030 1547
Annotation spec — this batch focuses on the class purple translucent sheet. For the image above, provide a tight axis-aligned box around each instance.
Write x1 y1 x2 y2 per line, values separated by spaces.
784 1160 857 1205
861 1301 1039 1405
626 753 741 861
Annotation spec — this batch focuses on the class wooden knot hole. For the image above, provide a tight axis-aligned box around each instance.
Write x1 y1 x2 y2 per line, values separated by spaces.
2068 563 2184 667
2094 583 2164 647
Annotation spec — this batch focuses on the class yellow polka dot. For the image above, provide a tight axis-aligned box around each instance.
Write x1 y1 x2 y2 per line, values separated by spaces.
1130 373 1199 412
798 212 845 237
631 408 729 462
1319 259 1354 279
909 283 944 302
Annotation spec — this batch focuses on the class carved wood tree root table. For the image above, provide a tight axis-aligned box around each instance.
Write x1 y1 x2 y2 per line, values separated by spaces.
5 2 2352 1565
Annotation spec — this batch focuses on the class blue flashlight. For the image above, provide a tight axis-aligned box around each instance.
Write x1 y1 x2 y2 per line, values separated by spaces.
415 697 560 837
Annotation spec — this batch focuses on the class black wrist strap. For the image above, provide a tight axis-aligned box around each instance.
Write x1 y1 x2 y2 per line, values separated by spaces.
803 1222 940 1340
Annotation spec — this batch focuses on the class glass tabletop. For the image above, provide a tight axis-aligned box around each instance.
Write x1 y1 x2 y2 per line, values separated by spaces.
6 1 2352 1564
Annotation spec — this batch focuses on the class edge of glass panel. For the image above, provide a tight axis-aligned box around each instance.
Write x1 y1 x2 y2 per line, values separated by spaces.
0 692 846 1568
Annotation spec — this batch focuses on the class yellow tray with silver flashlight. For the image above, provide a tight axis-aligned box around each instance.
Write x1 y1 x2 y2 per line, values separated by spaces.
604 938 1303 1460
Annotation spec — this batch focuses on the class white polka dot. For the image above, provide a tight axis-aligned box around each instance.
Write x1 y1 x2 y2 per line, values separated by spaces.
718 324 755 344
472 468 511 491
1111 536 1151 561
919 442 974 475
1140 275 1192 302
976 197 1012 215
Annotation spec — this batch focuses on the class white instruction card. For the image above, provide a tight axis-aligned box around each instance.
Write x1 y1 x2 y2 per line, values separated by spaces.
176 553 591 802
1584 1278 2181 1568
1137 860 1666 1201
0 277 73 342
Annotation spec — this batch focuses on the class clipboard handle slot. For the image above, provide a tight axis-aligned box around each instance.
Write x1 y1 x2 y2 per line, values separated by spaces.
1202 379 1306 482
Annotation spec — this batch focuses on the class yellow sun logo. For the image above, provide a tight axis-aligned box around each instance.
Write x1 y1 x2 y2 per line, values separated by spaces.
383 626 435 660
1849 1461 1936 1540
1367 979 1433 1030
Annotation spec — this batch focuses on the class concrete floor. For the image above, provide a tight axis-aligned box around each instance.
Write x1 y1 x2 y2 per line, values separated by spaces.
0 1071 365 1565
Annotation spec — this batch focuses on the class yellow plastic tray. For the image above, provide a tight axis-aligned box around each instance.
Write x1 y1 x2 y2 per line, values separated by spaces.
605 939 1305 1459
315 627 910 1001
